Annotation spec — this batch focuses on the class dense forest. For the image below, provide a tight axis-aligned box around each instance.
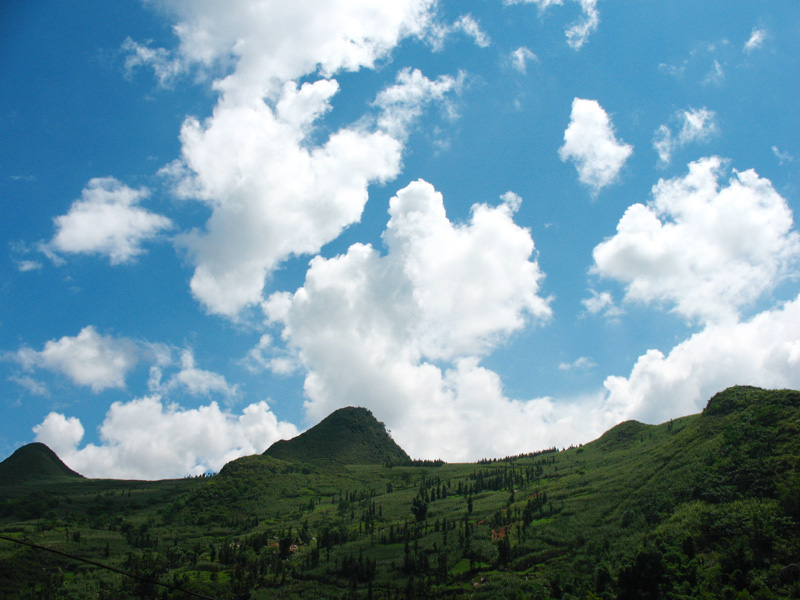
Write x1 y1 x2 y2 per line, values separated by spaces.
1 386 799 599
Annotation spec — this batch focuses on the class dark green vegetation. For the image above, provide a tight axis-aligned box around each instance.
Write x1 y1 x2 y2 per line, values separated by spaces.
2 386 800 599
0 442 84 486
264 407 411 465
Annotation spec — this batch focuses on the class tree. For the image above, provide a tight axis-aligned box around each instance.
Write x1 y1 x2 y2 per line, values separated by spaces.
279 536 292 559
498 536 511 565
411 497 428 522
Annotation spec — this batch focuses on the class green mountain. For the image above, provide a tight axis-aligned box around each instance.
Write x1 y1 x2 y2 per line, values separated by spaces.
2 386 800 599
0 442 84 486
264 406 412 465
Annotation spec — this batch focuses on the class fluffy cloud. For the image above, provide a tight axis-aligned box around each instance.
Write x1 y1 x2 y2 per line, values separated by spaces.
504 0 599 49
170 84 403 316
653 107 717 165
11 328 239 400
382 181 551 358
603 293 800 426
33 397 299 479
591 157 800 426
141 1 458 317
33 413 85 460
47 178 172 265
14 326 139 392
592 157 800 323
149 0 435 100
264 180 555 459
149 349 239 399
559 98 633 193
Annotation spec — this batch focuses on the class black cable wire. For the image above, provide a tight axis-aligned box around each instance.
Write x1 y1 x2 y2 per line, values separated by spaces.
0 533 218 600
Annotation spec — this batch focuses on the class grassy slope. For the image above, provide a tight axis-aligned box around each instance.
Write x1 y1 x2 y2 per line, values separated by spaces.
1 386 799 599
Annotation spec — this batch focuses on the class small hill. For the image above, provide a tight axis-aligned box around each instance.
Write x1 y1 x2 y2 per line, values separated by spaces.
264 406 411 465
0 443 84 485
593 419 651 451
703 384 800 416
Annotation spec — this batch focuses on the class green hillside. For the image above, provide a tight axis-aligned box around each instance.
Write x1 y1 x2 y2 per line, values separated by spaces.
264 406 412 465
0 442 84 486
1 386 799 599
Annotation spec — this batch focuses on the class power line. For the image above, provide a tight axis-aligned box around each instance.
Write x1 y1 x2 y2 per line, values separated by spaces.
0 534 218 600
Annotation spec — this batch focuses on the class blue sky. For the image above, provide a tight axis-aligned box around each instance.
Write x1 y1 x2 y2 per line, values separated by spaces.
2 0 800 479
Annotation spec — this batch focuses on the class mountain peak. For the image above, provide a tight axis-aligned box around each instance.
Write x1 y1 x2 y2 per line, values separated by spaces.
702 385 800 418
0 442 84 485
264 406 411 465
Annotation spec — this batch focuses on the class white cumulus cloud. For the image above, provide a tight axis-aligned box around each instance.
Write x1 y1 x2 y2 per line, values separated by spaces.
603 293 800 426
14 326 139 392
33 413 85 460
33 397 299 479
47 177 172 265
264 180 554 460
151 0 435 100
169 83 403 316
559 98 633 193
592 157 800 324
140 1 456 317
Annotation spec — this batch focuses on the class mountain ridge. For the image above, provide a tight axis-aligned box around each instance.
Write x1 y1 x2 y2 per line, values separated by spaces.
0 442 84 485
2 386 800 598
3 385 799 480
263 406 412 465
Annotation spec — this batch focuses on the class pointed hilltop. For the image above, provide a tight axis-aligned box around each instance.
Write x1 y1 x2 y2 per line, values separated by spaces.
264 406 411 465
0 442 84 485
592 419 651 451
